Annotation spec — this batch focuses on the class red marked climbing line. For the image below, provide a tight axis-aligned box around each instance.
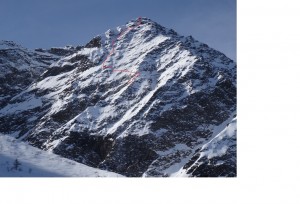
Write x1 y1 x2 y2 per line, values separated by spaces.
128 72 140 84
103 65 113 69
100 17 142 85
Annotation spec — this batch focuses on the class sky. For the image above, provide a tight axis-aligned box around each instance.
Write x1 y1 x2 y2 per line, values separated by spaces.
0 0 236 60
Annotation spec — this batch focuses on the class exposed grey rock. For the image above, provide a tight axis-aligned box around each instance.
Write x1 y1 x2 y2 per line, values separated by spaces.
0 18 236 177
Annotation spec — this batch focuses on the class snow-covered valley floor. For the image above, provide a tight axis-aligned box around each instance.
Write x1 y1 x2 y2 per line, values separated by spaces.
0 134 123 177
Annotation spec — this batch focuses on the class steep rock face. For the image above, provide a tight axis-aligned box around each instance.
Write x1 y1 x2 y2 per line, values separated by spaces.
176 117 236 177
0 41 55 109
0 18 236 177
0 41 78 110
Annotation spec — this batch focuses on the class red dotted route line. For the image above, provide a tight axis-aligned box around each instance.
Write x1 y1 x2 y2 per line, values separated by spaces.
99 17 142 85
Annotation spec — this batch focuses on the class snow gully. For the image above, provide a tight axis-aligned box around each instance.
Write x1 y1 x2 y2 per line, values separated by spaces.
99 17 142 85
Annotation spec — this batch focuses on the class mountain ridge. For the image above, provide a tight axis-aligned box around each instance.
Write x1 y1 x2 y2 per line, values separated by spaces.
0 17 236 177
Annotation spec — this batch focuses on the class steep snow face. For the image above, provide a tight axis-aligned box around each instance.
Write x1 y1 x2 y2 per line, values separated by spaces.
0 17 236 177
174 117 237 177
0 134 123 177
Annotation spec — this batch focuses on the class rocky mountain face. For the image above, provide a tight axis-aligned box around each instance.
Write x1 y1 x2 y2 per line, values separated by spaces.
176 117 236 177
0 41 80 109
0 18 236 177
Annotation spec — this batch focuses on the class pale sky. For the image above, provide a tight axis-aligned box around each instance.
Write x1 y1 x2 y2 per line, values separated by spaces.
0 0 236 60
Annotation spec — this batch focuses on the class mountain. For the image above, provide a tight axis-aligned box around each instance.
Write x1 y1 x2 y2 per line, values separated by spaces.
175 117 236 177
0 17 236 177
0 133 122 177
0 40 81 109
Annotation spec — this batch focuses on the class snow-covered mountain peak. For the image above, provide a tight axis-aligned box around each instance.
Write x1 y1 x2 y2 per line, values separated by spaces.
0 18 236 177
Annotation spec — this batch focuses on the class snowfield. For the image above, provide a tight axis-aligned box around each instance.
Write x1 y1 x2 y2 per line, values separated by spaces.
0 134 123 177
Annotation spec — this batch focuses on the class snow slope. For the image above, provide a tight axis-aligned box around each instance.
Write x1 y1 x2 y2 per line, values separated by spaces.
174 117 237 177
0 17 236 177
0 134 123 177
